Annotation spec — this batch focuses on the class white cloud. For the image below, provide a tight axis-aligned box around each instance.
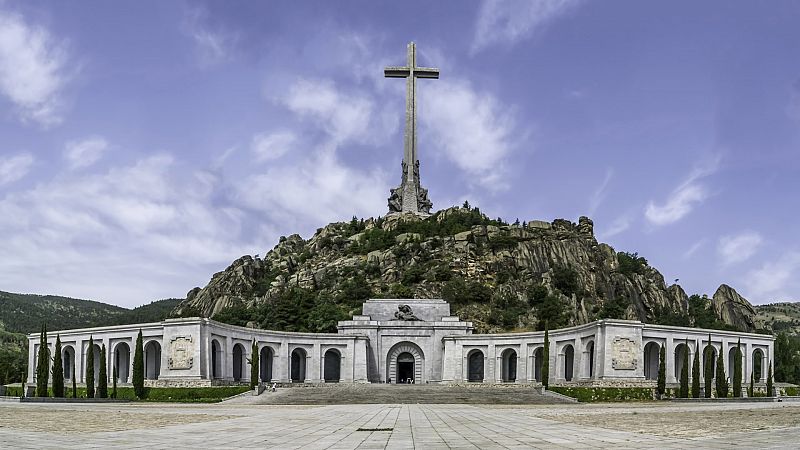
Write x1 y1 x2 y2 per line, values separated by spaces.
0 152 34 185
422 79 518 190
0 154 259 306
717 231 763 265
598 215 631 240
645 158 719 226
251 131 296 163
744 252 800 303
0 8 69 125
235 146 388 228
181 6 238 66
588 168 613 216
472 0 582 53
683 239 707 259
64 136 108 169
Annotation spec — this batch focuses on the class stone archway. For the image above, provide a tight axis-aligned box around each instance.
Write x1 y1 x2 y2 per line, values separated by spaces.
501 348 517 382
291 348 307 382
467 350 484 382
211 339 223 379
643 342 660 380
585 341 595 378
232 343 246 382
563 344 574 382
62 345 75 381
324 349 341 382
144 341 161 380
533 347 544 382
114 342 131 383
674 343 688 379
753 349 764 382
386 342 424 384
260 346 273 382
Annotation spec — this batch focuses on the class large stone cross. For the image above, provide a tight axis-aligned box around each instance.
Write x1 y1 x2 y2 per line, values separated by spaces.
385 42 437 215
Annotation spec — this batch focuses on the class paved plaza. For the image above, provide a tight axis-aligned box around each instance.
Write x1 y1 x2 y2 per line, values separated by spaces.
2 400 799 449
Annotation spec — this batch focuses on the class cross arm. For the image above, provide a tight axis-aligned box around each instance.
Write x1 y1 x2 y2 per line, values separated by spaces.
414 67 439 79
384 66 410 78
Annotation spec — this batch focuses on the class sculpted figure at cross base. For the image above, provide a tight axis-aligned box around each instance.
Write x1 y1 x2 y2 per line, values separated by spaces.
385 42 437 216
394 304 421 321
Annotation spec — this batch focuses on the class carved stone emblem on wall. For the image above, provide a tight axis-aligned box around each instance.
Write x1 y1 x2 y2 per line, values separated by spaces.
394 304 421 321
611 336 638 370
168 335 194 370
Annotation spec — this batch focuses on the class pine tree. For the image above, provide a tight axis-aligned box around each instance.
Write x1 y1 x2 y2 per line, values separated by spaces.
133 329 145 399
52 335 64 398
86 336 95 398
542 327 550 389
656 344 666 398
715 349 728 398
691 342 700 398
679 339 689 398
36 324 49 397
112 365 118 399
250 340 259 390
71 364 77 398
704 335 713 398
767 362 774 397
98 344 108 398
733 339 742 397
748 370 754 397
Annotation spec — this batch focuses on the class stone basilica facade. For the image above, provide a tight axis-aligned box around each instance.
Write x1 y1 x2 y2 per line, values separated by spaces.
28 298 774 390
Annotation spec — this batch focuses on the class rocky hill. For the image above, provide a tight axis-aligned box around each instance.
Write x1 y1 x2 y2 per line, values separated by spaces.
175 205 759 334
755 302 800 335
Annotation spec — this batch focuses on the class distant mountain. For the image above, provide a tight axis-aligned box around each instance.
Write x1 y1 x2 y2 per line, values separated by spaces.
0 291 181 335
755 302 800 335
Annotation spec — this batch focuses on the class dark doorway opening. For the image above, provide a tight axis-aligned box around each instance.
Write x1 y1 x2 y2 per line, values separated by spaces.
397 352 415 383
467 350 484 382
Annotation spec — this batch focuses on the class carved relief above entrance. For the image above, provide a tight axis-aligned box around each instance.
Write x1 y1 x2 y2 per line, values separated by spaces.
168 335 194 370
611 336 638 370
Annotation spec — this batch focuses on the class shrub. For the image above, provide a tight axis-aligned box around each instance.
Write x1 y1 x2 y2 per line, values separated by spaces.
767 363 774 397
733 339 742 397
715 349 728 398
680 339 689 398
249 340 259 390
617 252 648 277
552 266 579 298
549 387 653 402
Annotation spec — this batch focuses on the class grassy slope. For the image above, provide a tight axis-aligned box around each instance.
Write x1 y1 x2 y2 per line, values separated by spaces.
755 302 800 335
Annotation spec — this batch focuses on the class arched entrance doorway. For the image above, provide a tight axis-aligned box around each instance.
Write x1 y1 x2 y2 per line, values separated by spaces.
232 343 245 382
753 349 764 382
467 350 484 382
585 341 595 378
144 341 161 380
63 346 75 381
703 344 717 380
260 346 273 382
86 343 101 382
501 349 517 382
674 343 688 379
563 344 574 381
291 348 307 382
643 342 660 380
324 349 341 382
211 339 222 379
386 342 424 384
728 346 738 382
115 342 131 383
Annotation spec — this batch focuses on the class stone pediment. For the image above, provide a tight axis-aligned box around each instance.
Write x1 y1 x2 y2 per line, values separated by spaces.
360 299 450 322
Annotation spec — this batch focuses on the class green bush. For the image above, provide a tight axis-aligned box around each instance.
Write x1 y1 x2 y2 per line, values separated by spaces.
784 386 798 396
617 252 648 277
549 387 654 402
1 386 250 402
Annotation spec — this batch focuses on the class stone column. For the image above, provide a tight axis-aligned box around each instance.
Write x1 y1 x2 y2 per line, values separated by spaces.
526 348 535 383
666 337 675 384
574 337 582 381
309 343 320 383
76 339 85 383
225 336 233 381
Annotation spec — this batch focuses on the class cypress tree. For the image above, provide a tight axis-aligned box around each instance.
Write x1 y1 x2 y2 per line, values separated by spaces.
542 327 550 389
767 362 774 397
98 344 108 398
133 329 145 399
250 340 259 390
36 324 49 397
733 339 742 397
715 349 728 398
679 339 689 398
656 344 666 398
748 370 754 397
691 342 700 398
86 336 95 398
112 365 118 399
703 335 713 398
72 364 77 398
52 335 64 398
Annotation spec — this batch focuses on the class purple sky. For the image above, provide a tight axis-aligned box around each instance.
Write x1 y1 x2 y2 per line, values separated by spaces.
1 1 799 308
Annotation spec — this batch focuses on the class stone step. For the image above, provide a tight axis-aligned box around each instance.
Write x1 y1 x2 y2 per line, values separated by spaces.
249 383 574 405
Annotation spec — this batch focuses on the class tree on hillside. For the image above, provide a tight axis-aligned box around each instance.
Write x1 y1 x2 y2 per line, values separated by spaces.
85 336 95 398
715 350 728 398
733 339 742 397
133 329 145 399
542 327 550 389
679 339 689 398
250 340 259 390
98 344 108 398
36 324 49 397
52 335 64 398
657 344 666 398
691 342 700 398
767 362 774 397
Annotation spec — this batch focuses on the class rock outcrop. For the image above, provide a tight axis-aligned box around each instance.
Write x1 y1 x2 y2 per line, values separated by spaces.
174 206 757 333
712 284 757 332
